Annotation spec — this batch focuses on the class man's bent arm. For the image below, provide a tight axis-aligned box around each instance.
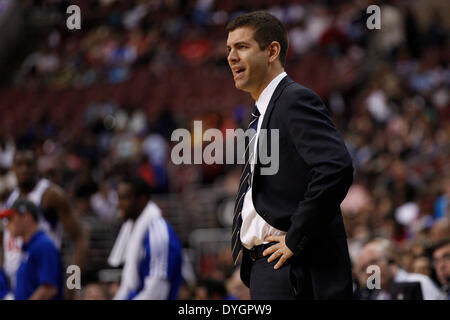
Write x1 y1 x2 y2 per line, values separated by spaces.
43 186 89 269
280 87 354 255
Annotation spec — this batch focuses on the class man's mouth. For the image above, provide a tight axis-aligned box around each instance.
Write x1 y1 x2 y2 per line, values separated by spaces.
233 67 246 80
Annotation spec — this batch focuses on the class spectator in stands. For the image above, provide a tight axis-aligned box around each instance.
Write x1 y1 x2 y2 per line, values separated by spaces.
80 282 110 300
355 238 443 300
429 218 450 243
177 280 195 300
434 174 450 220
225 267 250 300
90 181 119 222
431 238 450 299
195 278 236 300
0 199 63 300
411 256 432 278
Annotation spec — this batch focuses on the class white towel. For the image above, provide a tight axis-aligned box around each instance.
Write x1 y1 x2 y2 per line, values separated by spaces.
108 220 134 267
109 201 162 299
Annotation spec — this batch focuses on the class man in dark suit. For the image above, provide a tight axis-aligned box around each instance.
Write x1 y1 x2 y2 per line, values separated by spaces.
226 11 354 299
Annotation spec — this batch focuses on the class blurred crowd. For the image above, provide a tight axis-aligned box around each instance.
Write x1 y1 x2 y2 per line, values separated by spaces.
0 0 449 299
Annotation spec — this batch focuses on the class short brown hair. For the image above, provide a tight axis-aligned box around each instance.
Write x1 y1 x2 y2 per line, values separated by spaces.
226 11 289 68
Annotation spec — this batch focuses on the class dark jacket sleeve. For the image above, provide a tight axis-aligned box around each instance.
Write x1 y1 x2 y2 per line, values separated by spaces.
280 86 354 256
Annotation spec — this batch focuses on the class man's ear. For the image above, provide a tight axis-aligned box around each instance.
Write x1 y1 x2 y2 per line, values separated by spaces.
24 212 35 224
267 41 281 64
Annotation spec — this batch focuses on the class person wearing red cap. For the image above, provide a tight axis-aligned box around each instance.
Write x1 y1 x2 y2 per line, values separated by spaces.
1 148 87 297
0 198 63 300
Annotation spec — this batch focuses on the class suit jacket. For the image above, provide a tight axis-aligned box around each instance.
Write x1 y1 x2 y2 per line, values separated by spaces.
240 75 354 299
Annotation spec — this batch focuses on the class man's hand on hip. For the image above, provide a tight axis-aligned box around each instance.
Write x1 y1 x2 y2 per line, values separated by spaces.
263 235 294 269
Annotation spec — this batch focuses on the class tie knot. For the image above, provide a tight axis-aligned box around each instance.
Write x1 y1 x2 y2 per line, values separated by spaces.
251 105 260 118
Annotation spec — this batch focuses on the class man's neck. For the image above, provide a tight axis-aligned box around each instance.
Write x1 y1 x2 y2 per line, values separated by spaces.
251 67 285 101
131 201 149 221
19 179 38 194
22 225 39 245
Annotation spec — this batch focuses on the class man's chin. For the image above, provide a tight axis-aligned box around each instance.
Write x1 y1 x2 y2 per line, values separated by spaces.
19 178 34 189
234 80 248 92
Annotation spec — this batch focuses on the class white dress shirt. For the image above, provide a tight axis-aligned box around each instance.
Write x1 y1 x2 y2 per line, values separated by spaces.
240 71 287 249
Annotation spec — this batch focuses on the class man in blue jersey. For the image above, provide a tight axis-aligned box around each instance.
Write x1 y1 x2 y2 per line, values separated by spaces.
108 176 182 300
0 199 63 300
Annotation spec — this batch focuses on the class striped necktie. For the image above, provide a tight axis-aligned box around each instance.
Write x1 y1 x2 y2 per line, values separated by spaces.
232 105 260 264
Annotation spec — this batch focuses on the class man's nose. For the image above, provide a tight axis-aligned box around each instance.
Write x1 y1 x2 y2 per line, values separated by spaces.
228 49 239 64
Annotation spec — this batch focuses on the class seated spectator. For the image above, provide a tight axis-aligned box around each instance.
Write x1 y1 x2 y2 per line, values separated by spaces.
411 256 432 278
355 238 443 300
430 238 450 299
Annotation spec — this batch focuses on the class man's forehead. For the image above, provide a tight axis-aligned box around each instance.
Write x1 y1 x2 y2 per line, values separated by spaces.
434 243 450 256
359 246 382 262
227 27 255 45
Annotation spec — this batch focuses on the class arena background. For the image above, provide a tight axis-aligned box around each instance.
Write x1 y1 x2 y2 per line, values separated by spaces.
0 0 448 300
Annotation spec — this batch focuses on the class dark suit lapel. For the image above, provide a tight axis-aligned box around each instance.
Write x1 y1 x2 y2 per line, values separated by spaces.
259 75 294 131
255 75 294 175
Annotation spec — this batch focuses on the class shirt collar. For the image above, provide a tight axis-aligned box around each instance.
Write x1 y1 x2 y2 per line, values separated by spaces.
255 71 287 117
